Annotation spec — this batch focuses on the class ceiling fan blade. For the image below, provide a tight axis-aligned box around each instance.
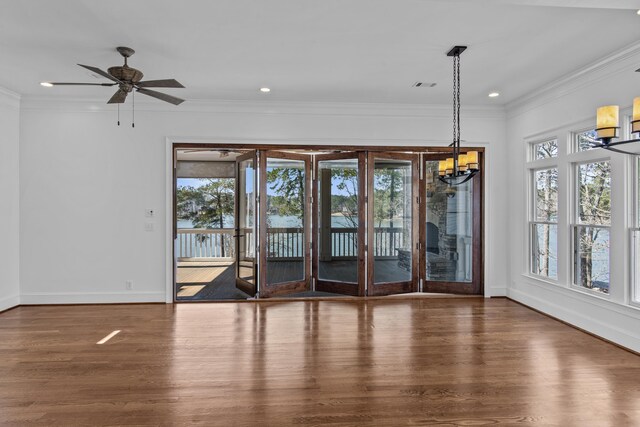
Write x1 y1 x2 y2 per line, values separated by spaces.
137 88 185 105
107 89 128 104
47 82 117 86
136 79 184 88
77 64 122 83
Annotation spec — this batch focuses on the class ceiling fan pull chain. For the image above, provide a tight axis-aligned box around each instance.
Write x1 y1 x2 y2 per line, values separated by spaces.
117 104 120 126
132 90 135 128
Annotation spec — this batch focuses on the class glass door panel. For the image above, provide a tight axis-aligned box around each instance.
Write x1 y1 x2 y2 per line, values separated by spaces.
259 151 311 297
235 151 257 296
314 152 365 296
422 155 482 294
367 153 419 296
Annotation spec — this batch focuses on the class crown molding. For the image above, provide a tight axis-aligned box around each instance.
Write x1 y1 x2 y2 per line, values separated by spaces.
20 96 506 120
167 135 493 147
0 85 21 107
506 40 640 118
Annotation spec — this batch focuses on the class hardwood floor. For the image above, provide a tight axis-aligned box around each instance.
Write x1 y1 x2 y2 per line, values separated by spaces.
1 298 639 426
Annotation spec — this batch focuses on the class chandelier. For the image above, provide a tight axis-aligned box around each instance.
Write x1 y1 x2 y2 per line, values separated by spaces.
438 46 480 185
592 98 640 155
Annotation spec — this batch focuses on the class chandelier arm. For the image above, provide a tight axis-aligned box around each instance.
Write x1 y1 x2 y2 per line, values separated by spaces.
605 138 640 147
602 145 640 156
438 170 478 186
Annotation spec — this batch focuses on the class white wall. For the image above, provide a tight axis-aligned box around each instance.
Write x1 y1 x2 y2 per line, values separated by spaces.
506 44 640 352
18 99 508 303
0 87 20 311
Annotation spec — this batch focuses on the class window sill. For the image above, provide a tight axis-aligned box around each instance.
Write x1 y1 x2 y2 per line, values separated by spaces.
519 273 640 319
521 273 559 287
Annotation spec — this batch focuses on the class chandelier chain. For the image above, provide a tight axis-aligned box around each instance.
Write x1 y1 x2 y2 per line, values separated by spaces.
452 55 457 150
452 54 461 158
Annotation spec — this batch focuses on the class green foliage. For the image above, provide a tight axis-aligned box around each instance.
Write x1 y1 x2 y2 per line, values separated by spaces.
177 178 235 229
266 167 305 218
373 168 405 226
330 167 358 227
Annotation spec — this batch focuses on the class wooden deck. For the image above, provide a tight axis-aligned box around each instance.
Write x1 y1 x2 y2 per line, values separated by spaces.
177 261 248 300
1 299 639 425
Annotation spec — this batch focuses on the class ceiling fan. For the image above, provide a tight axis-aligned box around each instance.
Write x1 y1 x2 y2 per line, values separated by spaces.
42 46 185 106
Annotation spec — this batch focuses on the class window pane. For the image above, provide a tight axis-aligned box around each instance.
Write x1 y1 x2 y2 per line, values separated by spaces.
317 158 359 284
534 139 558 159
535 168 558 222
637 158 640 227
372 159 412 284
265 158 306 285
578 161 611 225
576 129 598 151
634 230 640 304
532 223 558 279
575 226 610 294
425 161 473 282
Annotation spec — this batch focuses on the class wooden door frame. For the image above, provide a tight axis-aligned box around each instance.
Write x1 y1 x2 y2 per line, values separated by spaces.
366 152 420 296
312 151 366 296
259 150 312 298
420 151 484 295
235 150 258 296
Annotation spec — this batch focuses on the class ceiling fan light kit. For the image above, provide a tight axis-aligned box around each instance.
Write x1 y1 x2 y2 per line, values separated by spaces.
43 46 185 127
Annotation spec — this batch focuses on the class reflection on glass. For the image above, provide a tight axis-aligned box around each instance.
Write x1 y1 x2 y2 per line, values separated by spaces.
425 161 472 282
238 159 255 283
318 159 359 283
266 158 305 285
373 159 412 284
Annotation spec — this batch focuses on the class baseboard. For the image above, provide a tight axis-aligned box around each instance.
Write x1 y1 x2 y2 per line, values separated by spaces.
488 287 507 297
0 294 20 312
508 287 640 354
20 292 166 305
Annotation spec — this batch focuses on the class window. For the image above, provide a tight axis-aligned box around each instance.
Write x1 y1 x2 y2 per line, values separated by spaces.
633 158 640 304
575 129 599 152
533 139 558 160
531 168 558 279
573 161 611 294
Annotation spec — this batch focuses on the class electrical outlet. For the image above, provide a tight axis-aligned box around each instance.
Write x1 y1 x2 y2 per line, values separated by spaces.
145 223 154 232
125 280 133 291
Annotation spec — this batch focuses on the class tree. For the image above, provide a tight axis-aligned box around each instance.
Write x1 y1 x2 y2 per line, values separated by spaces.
535 166 558 277
373 168 408 253
577 161 611 292
177 178 235 257
330 167 359 228
266 167 305 219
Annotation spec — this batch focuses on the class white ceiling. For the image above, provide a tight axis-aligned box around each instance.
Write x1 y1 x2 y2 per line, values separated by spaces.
1 0 640 106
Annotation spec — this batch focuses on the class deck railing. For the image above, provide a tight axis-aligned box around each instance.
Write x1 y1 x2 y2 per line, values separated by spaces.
177 229 235 259
177 227 407 260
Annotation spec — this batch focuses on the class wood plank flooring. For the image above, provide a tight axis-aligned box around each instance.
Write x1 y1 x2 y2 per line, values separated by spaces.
1 298 639 426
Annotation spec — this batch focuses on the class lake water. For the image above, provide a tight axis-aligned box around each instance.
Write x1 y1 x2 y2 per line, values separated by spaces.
178 215 406 229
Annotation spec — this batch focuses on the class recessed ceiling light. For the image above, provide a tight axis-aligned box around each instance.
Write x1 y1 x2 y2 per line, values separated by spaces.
40 82 53 87
488 92 500 98
260 87 271 93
